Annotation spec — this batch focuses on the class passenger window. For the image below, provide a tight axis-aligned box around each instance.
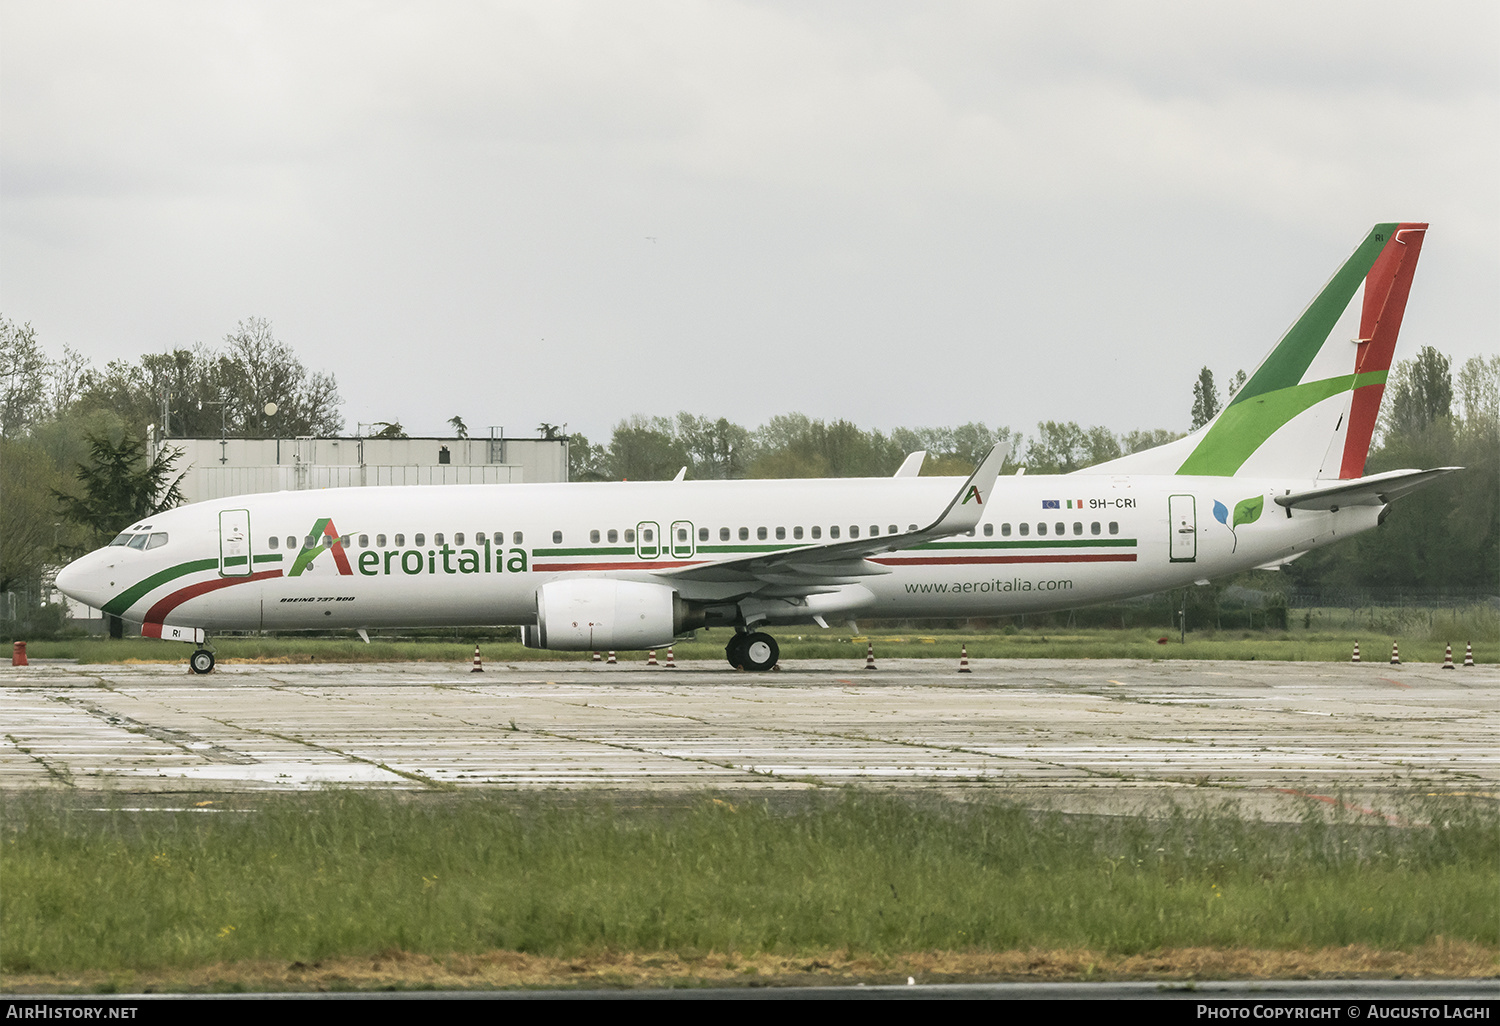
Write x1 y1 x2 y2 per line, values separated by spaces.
415 534 425 546
1090 522 1101 535
1073 523 1082 535
513 531 523 544
719 528 730 541
625 529 635 543
850 526 859 538
812 526 822 539
1109 522 1119 535
590 530 600 543
359 534 369 547
1037 523 1047 536
268 536 279 550
908 524 918 532
888 525 898 535
678 528 688 542
435 533 444 545
757 527 767 540
775 527 785 540
738 527 749 541
607 530 618 543
643 528 653 542
699 527 709 542
493 532 504 545
1055 522 1064 535
340 535 351 548
830 526 840 539
377 534 387 546
146 533 168 550
1019 523 1029 536
305 535 317 549
395 534 405 546
455 533 464 545
552 531 563 544
869 525 879 536
322 535 335 548
793 526 803 540
983 524 993 537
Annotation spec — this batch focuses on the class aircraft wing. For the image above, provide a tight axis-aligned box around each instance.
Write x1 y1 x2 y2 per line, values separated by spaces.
1274 467 1462 511
658 443 1009 588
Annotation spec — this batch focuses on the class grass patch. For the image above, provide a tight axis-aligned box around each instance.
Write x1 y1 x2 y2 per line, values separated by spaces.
15 627 1496 666
3 790 1495 978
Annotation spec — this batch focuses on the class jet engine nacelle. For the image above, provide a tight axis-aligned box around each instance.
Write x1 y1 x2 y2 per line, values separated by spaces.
522 579 683 651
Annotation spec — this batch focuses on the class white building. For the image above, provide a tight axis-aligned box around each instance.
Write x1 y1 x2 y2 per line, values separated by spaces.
163 434 569 504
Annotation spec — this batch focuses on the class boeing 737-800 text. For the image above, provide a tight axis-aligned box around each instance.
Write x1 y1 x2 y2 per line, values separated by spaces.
55 223 1457 673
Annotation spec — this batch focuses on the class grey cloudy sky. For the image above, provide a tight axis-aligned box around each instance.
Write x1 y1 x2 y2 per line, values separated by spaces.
3 1 1495 443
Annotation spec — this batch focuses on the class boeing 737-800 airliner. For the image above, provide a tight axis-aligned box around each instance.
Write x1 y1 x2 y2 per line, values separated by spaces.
55 223 1458 673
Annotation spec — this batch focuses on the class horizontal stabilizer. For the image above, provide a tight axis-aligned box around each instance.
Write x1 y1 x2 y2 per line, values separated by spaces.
1274 467 1461 511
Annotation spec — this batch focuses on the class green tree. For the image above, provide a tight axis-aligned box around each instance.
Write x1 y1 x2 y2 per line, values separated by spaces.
1190 366 1220 430
0 438 63 596
1383 345 1453 441
54 434 187 550
1 317 47 438
609 415 690 481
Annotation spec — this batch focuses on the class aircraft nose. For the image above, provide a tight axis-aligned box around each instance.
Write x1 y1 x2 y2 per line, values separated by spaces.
54 551 106 607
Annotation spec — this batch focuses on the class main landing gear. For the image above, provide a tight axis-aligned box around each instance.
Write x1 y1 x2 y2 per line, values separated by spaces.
725 631 779 672
189 648 216 674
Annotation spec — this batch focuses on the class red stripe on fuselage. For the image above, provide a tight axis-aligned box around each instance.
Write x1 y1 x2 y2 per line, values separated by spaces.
143 570 283 624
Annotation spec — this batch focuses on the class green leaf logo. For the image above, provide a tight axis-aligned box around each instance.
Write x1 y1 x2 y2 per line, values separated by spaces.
1233 496 1264 528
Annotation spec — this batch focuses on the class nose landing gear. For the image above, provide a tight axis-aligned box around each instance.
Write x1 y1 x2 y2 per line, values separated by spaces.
725 631 779 672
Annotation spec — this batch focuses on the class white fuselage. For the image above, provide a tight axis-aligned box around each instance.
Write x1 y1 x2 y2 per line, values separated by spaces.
57 474 1377 634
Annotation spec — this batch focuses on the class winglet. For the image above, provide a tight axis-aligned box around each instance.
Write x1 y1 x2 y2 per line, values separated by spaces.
893 451 926 478
926 443 1009 536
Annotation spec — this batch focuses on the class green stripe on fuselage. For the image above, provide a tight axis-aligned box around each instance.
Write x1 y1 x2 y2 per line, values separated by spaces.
101 559 219 617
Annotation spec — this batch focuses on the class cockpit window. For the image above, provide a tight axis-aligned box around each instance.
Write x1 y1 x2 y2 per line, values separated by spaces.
145 533 168 550
109 532 132 546
126 533 150 550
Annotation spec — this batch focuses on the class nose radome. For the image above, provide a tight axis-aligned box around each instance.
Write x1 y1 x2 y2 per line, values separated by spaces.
54 553 100 605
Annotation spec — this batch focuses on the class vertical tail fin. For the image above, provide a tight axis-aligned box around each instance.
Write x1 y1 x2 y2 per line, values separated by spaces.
1082 223 1427 479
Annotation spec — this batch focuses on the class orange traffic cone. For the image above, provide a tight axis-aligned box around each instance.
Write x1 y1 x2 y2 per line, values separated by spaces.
647 649 658 666
1389 641 1400 666
471 645 483 673
665 646 676 668
958 644 971 673
1442 644 1455 669
864 642 876 671
11 641 27 667
1351 641 1360 663
592 651 601 662
607 650 616 664
1464 643 1474 667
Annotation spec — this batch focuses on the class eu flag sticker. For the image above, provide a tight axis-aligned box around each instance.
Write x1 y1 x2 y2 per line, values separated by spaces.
1042 499 1060 509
